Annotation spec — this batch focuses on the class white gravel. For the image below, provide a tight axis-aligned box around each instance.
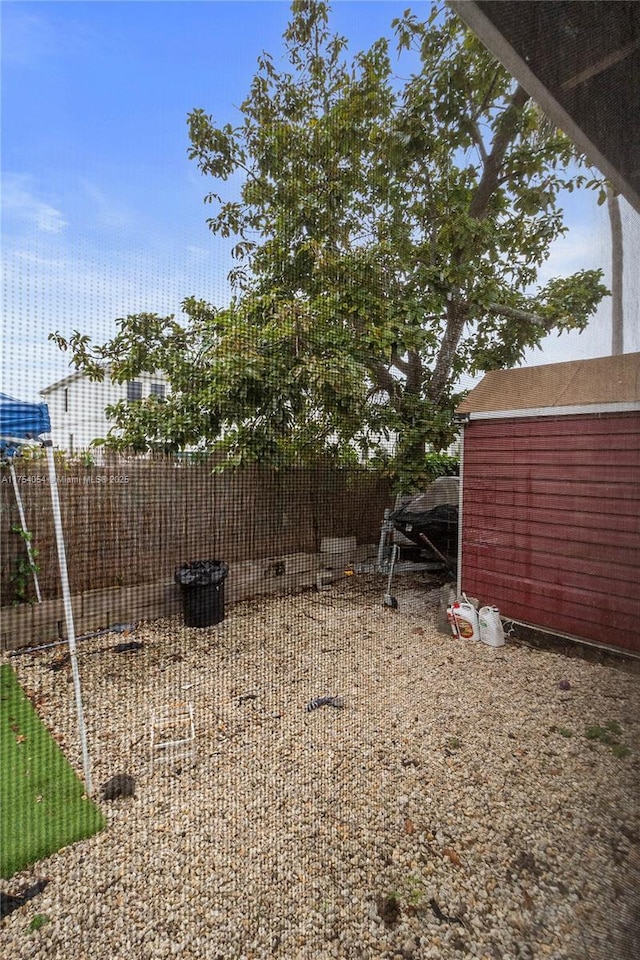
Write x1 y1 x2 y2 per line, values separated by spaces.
2 575 639 960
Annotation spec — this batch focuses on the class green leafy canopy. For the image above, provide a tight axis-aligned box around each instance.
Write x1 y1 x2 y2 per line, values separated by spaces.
51 1 607 483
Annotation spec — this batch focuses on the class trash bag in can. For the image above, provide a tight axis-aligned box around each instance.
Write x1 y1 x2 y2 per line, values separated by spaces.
175 560 229 628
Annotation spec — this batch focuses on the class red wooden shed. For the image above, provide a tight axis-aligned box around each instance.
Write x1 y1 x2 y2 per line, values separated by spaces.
455 352 640 656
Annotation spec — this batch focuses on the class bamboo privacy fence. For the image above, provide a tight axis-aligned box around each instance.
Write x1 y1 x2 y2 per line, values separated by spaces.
1 461 393 604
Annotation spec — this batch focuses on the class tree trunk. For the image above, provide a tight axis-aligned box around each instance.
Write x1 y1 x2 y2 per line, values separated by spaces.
607 184 624 355
427 298 468 403
428 85 530 403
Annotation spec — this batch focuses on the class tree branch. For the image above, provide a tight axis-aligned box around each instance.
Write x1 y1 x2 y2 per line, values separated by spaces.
426 297 468 404
469 84 530 221
484 300 555 331
473 66 503 123
405 350 423 395
428 84 531 404
390 352 411 376
466 116 488 166
369 360 401 400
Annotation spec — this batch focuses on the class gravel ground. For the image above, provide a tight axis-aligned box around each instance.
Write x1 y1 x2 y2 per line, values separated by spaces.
2 574 639 960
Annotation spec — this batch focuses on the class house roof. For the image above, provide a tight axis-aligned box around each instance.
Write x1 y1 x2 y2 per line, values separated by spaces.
40 368 167 395
449 1 640 214
456 352 640 415
40 369 93 395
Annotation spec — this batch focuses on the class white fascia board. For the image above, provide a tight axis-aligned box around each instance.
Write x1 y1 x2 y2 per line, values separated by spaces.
466 402 640 421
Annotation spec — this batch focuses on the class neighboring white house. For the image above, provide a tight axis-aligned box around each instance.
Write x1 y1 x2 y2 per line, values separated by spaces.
41 368 460 463
40 369 169 456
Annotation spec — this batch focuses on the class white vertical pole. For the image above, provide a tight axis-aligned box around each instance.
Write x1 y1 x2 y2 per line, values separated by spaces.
456 423 465 598
9 458 43 603
44 441 93 796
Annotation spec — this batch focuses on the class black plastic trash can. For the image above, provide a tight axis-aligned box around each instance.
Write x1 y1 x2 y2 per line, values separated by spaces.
175 560 229 628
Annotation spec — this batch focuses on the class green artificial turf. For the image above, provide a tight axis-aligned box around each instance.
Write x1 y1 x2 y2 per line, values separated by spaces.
1 663 104 879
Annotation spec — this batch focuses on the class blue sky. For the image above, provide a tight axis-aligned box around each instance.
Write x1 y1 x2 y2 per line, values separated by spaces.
2 0 637 402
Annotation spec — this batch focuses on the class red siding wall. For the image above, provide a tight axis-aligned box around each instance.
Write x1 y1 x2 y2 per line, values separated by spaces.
461 411 640 653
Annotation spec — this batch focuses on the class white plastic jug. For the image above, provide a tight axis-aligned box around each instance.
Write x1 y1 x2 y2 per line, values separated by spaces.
452 601 480 641
446 606 459 638
479 606 505 647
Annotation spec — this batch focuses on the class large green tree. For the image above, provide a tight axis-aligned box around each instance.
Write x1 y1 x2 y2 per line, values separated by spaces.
52 1 607 479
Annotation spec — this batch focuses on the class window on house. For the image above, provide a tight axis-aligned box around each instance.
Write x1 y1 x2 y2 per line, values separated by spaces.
150 382 166 400
127 380 142 401
64 387 69 412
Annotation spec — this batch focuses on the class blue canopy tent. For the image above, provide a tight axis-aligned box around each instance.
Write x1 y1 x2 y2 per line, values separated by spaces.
0 394 44 602
0 392 52 446
0 392 93 795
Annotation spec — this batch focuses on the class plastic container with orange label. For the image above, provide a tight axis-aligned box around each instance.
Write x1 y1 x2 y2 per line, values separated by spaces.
452 601 480 641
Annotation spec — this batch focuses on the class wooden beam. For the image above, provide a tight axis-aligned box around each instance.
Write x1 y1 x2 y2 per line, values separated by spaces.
561 37 640 91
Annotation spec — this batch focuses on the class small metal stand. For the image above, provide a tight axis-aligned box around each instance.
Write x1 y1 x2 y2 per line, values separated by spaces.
383 544 400 608
347 504 452 609
150 700 195 772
